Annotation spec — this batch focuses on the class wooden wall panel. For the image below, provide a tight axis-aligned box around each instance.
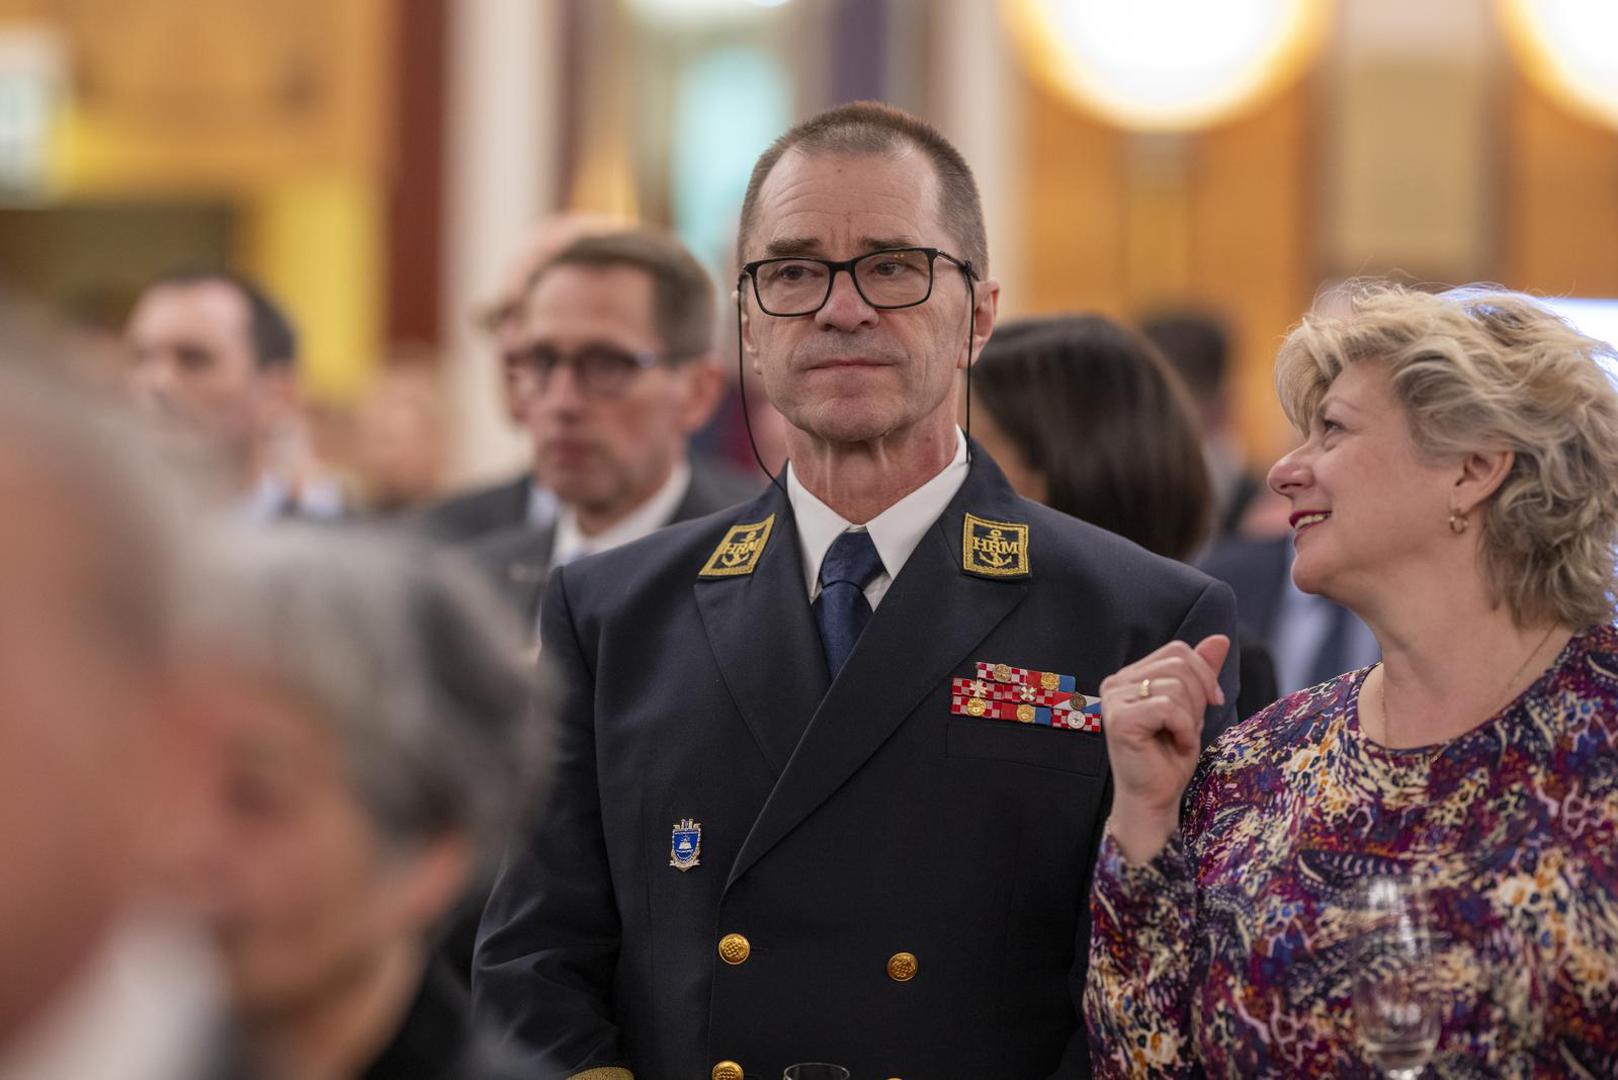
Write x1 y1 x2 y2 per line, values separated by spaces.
1505 70 1618 298
1191 83 1315 464
1014 71 1313 465
1014 73 1126 318
0 0 393 193
386 0 446 344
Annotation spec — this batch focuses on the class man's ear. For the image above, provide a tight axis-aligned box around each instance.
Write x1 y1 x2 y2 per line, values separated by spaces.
965 277 1000 370
1453 447 1514 516
256 366 300 426
675 356 727 434
736 290 765 377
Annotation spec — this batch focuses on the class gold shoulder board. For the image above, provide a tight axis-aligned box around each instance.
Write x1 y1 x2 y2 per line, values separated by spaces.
698 514 776 578
962 512 1030 578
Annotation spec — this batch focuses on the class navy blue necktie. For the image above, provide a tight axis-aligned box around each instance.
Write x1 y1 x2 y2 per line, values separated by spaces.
815 529 884 677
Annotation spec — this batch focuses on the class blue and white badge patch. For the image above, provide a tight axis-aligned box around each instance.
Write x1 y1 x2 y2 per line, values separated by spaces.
670 818 702 871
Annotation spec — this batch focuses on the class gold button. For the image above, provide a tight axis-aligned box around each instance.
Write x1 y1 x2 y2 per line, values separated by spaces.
712 1061 744 1080
886 951 918 982
718 933 751 965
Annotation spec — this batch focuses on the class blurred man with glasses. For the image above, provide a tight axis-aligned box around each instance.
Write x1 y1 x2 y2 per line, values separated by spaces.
462 228 758 629
416 213 627 545
475 102 1239 1080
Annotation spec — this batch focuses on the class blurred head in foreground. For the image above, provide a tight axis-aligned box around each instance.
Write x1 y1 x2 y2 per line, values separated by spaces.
194 526 548 1076
0 340 220 1057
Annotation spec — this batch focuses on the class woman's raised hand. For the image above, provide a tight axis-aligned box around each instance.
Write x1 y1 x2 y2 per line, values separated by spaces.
1098 635 1230 864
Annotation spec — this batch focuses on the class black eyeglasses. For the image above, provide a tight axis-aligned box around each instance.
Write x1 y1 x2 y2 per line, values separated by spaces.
739 246 976 317
506 342 661 397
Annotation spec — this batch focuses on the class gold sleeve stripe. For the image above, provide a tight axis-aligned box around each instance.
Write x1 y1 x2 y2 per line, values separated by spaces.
568 1069 634 1080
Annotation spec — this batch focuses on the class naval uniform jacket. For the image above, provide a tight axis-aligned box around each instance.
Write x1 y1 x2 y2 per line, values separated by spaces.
473 448 1239 1080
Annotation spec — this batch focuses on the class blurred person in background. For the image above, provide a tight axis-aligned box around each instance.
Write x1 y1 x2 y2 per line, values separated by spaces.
347 355 451 515
193 526 550 1080
125 267 344 522
1087 283 1618 1076
1140 310 1264 541
972 314 1278 721
0 347 232 1080
466 228 759 630
1199 508 1380 695
416 213 627 544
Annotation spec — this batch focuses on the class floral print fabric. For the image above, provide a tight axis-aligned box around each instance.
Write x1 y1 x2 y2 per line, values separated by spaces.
1085 624 1618 1078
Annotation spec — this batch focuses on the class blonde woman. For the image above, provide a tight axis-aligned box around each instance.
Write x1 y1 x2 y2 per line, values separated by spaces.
1084 284 1618 1076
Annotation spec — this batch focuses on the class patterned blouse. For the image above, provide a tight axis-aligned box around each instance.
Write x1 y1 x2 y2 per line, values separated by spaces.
1085 623 1618 1078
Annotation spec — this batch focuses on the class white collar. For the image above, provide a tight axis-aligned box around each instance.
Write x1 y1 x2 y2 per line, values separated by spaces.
526 483 558 529
239 470 344 524
0 912 223 1080
551 458 692 567
786 428 969 608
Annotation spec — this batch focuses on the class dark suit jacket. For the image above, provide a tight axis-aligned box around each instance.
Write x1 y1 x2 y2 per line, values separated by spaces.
1199 536 1377 700
472 448 1239 1080
433 459 763 992
467 460 763 626
1198 536 1291 641
415 473 536 545
361 962 533 1080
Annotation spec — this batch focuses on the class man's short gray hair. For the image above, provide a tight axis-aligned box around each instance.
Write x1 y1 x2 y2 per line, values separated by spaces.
210 526 552 865
737 101 990 275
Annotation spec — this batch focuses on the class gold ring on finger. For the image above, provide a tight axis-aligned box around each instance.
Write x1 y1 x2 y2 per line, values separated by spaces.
1137 678 1152 701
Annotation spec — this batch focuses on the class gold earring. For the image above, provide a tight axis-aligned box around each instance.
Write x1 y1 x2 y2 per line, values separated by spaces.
1448 509 1468 535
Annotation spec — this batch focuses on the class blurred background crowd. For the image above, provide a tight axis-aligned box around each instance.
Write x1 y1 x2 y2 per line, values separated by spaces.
2 0 1615 508
3 1 1618 1077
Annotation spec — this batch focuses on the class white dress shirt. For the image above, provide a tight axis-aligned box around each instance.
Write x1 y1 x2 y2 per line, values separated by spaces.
786 427 969 611
239 469 344 524
526 483 559 529
550 458 692 568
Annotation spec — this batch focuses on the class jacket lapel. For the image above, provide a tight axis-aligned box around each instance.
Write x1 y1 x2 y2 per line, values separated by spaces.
693 484 830 776
726 451 1032 888
502 525 555 628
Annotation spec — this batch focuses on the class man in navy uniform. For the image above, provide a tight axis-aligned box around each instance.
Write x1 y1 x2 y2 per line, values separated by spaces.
473 102 1239 1080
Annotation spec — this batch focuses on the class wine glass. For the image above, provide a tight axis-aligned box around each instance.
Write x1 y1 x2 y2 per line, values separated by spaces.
1352 875 1441 1079
783 1065 850 1080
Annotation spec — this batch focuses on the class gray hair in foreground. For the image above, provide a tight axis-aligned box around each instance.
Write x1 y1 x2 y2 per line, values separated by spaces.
0 331 201 678
207 525 552 865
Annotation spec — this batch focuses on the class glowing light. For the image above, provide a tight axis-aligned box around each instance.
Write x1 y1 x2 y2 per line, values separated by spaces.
1004 0 1331 132
1500 0 1618 130
625 0 792 25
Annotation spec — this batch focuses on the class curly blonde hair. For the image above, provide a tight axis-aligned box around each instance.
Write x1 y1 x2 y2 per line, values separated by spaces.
1275 281 1618 628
